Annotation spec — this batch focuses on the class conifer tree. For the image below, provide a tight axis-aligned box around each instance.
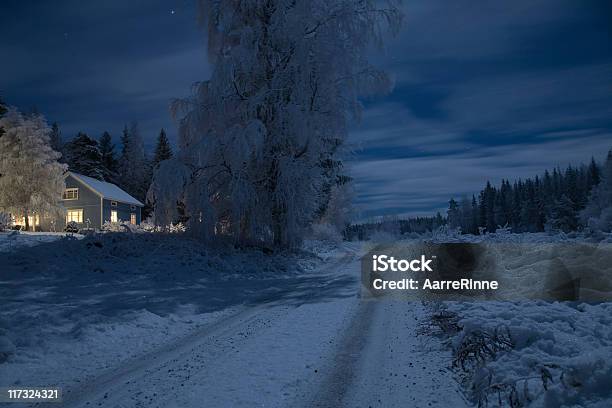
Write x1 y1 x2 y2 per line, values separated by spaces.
447 198 460 230
581 150 612 231
118 122 151 202
99 131 119 183
153 128 173 168
49 122 62 153
64 132 105 180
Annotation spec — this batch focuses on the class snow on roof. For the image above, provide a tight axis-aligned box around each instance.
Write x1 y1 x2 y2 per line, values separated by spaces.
68 172 144 206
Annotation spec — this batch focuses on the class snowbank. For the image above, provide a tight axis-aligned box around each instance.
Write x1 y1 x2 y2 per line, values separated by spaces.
0 232 324 390
433 301 612 407
0 231 84 252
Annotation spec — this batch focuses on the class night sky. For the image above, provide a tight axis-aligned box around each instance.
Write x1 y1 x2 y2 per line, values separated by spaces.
2 0 612 219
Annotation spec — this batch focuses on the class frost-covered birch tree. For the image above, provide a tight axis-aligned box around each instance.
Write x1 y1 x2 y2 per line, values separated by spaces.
156 0 402 247
0 108 66 230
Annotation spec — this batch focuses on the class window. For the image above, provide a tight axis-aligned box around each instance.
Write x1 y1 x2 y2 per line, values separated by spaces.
63 188 79 200
111 210 118 223
66 209 83 223
111 201 117 207
130 213 136 225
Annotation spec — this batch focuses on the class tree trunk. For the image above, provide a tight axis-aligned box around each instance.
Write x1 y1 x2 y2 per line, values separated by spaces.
24 208 29 231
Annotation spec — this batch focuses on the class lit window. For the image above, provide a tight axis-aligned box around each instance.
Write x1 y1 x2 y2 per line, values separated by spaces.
111 210 118 223
66 209 83 223
63 188 79 200
130 213 136 225
111 201 117 207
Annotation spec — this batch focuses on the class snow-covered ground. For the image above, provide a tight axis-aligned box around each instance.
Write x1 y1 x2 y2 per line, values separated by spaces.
0 230 84 252
0 232 321 390
1 231 611 407
0 232 466 407
434 301 612 408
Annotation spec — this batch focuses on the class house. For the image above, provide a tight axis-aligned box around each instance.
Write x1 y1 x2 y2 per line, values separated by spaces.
60 172 144 229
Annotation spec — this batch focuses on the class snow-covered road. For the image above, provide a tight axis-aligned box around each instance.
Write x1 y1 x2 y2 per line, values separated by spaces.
52 244 467 408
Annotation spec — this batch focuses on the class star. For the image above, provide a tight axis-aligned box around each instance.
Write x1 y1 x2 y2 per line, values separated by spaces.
170 10 175 15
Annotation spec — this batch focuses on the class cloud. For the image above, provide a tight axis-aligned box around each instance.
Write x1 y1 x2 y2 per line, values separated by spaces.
349 0 612 218
350 133 612 218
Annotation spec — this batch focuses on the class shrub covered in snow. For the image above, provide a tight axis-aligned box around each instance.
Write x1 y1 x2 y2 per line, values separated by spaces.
101 221 130 233
65 221 79 233
431 301 612 407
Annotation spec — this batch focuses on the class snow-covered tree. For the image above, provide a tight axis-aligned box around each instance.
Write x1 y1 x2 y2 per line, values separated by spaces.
64 132 105 180
99 131 119 183
147 158 191 227
153 128 173 168
0 108 66 230
548 194 578 233
118 122 151 202
161 0 403 247
447 198 460 230
581 150 612 232
318 182 355 232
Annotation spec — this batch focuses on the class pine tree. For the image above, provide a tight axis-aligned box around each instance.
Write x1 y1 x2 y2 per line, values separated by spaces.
581 150 612 231
64 132 105 180
49 122 62 153
99 131 119 183
549 194 578 232
118 122 151 203
484 182 496 232
447 198 460 230
153 128 173 168
0 108 67 230
471 195 479 234
511 182 521 231
588 157 601 187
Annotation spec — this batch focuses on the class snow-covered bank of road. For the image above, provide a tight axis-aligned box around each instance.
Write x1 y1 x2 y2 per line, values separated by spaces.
0 233 336 396
0 231 83 252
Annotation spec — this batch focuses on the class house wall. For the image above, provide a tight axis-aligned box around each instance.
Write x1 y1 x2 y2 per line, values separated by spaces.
102 199 142 225
61 175 103 229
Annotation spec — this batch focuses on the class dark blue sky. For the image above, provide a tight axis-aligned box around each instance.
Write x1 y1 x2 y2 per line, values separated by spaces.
2 0 612 219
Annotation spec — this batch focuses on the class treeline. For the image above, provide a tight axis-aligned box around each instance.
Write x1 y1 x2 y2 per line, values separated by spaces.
51 122 174 216
447 150 612 234
346 149 612 240
344 214 446 241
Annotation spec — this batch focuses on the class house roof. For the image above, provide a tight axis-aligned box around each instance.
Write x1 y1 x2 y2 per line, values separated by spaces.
68 172 144 206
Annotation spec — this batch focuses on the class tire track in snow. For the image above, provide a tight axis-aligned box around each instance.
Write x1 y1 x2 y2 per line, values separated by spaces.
51 249 358 408
304 301 470 407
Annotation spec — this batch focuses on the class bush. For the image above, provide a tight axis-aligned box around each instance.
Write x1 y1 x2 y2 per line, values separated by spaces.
65 221 79 233
101 221 130 233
